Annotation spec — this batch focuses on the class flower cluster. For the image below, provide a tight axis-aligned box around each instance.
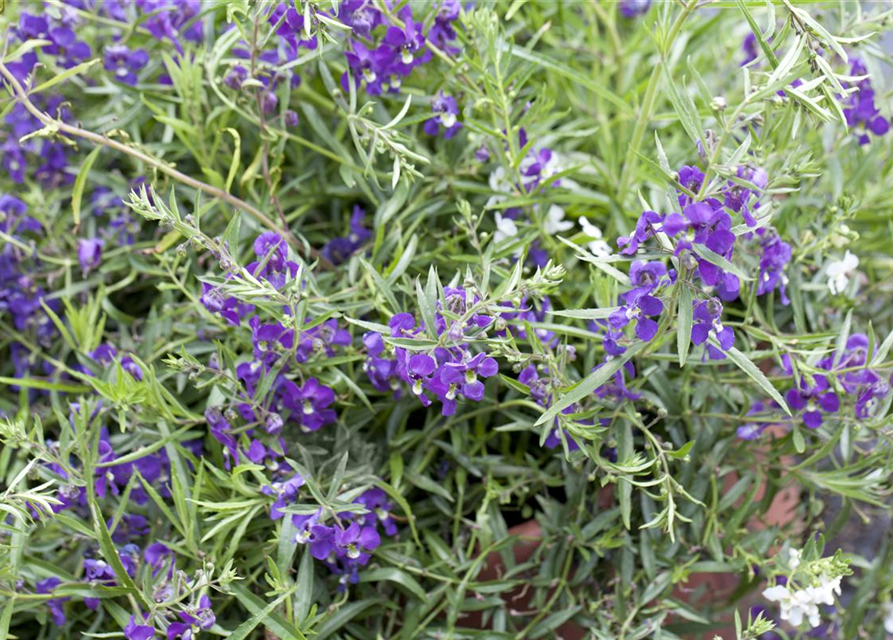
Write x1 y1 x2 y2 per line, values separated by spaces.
762 548 850 630
340 0 461 96
744 333 892 437
292 487 398 585
362 288 499 416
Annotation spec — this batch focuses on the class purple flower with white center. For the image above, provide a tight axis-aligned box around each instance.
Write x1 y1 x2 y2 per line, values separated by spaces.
262 472 305 520
619 0 651 18
691 298 734 360
292 511 337 560
342 43 386 95
786 376 839 429
279 378 336 431
335 521 381 564
609 292 663 342
755 227 792 304
608 261 666 342
104 45 149 85
404 353 436 400
78 238 104 275
617 210 665 255
424 92 462 139
440 352 499 401
124 614 156 640
383 18 429 75
138 0 203 52
36 577 69 626
353 487 398 536
250 317 295 367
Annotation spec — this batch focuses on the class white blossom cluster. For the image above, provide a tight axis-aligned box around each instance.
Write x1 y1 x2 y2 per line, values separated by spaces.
761 549 845 629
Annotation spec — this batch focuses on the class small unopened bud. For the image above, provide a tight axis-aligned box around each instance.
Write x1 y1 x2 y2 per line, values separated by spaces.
710 96 727 111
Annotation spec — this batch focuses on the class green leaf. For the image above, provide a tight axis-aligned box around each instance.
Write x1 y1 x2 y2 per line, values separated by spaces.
551 307 620 320
724 346 791 415
231 584 307 640
359 567 427 602
508 47 631 115
71 146 102 228
294 549 315 624
677 284 693 367
535 341 645 426
313 599 383 640
229 587 297 640
31 58 100 93
662 64 705 150
736 0 779 68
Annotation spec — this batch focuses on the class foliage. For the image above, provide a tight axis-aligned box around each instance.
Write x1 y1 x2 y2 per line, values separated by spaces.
1 1 893 639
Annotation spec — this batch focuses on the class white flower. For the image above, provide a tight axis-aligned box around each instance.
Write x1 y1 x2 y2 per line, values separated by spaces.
493 212 518 244
882 602 893 635
544 205 573 235
762 585 821 628
486 167 513 209
789 548 802 570
579 216 613 258
808 574 841 606
826 250 860 295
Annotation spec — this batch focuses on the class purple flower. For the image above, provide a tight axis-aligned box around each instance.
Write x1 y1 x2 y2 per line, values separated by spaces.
429 0 461 53
353 487 398 536
292 511 337 560
737 401 775 440
690 298 734 360
36 577 69 626
755 227 791 305
200 283 255 326
321 206 371 264
440 352 498 401
617 211 665 255
619 0 651 18
844 58 890 145
334 521 381 563
104 45 150 85
279 378 336 431
263 472 305 520
124 615 156 640
78 238 104 275
742 32 759 66
45 26 92 68
786 376 839 429
609 261 667 342
224 65 248 90
383 19 429 74
144 542 174 576
339 0 383 37
423 92 462 139
342 43 386 95
663 202 735 255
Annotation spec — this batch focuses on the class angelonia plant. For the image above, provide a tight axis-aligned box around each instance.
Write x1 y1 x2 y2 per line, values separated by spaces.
1 1 892 639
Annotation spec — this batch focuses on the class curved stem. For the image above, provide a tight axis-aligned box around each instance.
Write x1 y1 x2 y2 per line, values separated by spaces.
0 60 335 270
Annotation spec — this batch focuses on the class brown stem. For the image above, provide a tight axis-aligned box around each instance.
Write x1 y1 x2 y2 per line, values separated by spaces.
0 60 335 271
